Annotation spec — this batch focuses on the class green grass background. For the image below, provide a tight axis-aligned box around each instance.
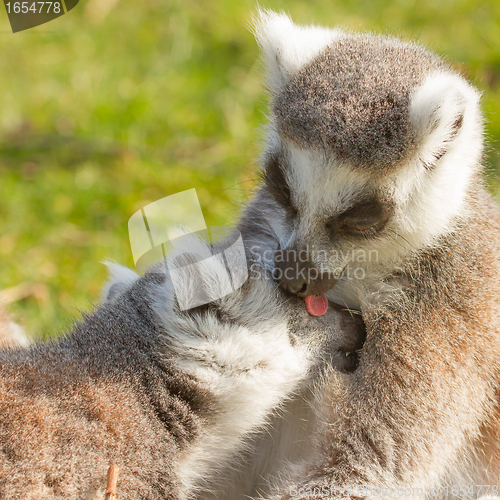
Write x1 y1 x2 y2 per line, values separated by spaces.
0 0 499 338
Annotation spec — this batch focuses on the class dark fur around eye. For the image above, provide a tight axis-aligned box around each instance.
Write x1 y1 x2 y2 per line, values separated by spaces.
327 197 393 238
263 153 298 217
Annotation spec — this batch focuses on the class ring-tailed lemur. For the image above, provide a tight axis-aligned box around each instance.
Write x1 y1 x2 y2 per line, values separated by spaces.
230 10 500 500
0 236 362 499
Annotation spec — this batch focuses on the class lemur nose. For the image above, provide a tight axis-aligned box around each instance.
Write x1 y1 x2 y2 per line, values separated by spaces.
274 247 338 297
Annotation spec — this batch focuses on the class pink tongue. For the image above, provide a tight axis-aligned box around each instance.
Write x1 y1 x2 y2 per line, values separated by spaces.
304 295 328 316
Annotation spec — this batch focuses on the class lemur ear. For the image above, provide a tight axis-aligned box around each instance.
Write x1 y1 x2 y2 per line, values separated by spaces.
101 262 140 302
409 73 481 169
252 9 340 93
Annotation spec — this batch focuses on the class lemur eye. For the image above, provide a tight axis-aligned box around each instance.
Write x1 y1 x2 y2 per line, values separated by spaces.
333 197 393 238
348 219 379 232
342 217 380 236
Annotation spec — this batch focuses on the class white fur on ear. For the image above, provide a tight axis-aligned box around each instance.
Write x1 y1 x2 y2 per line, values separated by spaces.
410 72 482 169
252 9 340 92
391 73 483 250
101 262 140 302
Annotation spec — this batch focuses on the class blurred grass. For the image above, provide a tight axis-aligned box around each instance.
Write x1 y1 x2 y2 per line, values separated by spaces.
0 0 499 338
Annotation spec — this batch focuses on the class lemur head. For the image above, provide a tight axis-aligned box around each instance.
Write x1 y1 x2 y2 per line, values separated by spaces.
253 11 483 302
102 238 366 374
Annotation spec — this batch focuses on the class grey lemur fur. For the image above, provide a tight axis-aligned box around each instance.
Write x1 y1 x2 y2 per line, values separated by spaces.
203 10 500 500
0 235 363 499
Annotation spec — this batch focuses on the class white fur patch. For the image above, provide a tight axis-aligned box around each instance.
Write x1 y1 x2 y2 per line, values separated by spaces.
0 320 30 347
287 145 370 213
390 72 483 248
409 72 481 168
172 316 311 493
253 9 341 92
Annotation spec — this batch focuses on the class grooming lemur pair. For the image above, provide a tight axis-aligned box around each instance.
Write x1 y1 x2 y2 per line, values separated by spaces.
1 9 500 500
